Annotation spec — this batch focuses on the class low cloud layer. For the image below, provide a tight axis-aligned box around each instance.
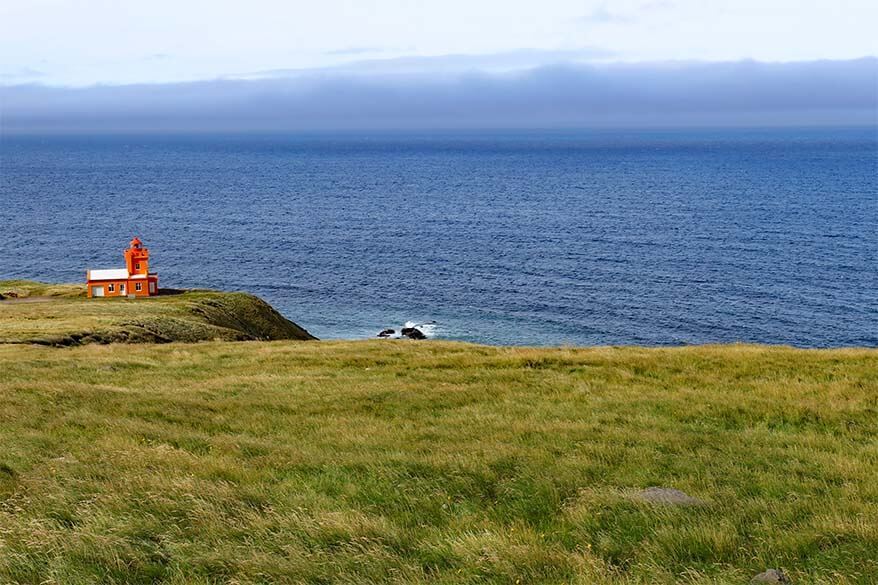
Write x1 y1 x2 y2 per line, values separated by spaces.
2 58 875 133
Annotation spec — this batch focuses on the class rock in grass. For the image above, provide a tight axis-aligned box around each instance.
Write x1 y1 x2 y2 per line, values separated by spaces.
751 568 790 583
377 329 396 338
636 487 704 506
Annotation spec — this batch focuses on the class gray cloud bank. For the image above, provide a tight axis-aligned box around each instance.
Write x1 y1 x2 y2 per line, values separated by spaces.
2 58 875 133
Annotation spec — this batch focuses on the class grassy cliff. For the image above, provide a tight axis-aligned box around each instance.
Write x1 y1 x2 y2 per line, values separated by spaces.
0 338 876 584
0 280 315 345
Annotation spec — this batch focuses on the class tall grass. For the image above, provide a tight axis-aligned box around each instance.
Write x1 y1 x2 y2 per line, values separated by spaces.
0 341 875 583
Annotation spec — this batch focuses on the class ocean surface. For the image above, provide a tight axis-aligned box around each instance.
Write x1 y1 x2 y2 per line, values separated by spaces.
1 128 876 347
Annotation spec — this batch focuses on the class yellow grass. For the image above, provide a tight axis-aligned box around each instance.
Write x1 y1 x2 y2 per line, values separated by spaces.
1 339 876 584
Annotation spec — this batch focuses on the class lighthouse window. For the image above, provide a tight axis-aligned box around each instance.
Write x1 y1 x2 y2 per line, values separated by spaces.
108 283 115 292
135 282 142 291
135 263 141 270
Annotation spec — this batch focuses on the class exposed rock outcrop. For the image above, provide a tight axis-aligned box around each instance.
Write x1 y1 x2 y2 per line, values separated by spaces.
401 327 427 340
751 569 791 584
635 487 704 506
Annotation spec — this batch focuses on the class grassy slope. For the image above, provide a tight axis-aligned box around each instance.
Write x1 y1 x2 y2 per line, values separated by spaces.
0 341 876 584
0 280 315 344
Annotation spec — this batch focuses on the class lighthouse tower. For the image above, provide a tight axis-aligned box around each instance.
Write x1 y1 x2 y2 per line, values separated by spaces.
124 237 150 276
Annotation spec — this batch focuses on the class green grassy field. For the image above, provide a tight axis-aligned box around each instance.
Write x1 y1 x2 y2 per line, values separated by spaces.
0 280 314 344
1 338 876 584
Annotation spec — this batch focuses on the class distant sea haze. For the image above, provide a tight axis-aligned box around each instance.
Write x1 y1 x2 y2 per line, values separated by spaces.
2 58 876 132
1 127 876 347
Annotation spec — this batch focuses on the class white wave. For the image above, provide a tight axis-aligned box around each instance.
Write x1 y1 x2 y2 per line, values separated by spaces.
403 320 438 338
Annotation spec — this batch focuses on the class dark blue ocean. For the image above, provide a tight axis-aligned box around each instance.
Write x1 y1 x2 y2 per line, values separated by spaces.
1 128 876 346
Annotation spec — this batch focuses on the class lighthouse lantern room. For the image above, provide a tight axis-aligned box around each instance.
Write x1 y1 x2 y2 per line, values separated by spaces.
86 237 159 298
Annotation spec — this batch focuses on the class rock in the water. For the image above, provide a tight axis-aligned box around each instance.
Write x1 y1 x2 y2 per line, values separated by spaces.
401 327 426 340
377 329 396 338
750 569 790 584
636 487 704 506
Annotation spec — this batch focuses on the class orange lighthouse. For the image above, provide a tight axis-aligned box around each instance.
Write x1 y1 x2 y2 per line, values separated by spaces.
86 237 159 298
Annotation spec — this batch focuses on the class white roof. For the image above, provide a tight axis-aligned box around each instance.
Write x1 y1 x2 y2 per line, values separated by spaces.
87 268 129 280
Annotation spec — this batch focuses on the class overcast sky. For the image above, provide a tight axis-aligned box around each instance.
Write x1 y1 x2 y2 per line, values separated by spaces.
1 0 876 86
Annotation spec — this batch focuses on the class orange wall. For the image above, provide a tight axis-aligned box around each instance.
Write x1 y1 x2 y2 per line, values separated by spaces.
87 277 158 298
125 249 150 275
